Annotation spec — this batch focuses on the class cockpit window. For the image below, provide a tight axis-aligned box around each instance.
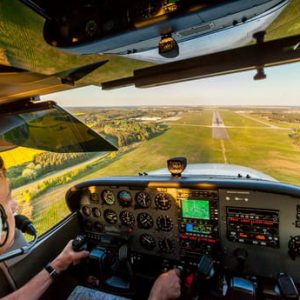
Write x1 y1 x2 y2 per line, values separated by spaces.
0 101 117 153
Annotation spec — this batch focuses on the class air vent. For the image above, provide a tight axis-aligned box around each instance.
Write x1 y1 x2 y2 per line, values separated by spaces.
177 23 213 37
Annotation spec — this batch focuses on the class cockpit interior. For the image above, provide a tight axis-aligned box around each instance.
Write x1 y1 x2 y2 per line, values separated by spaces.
1 0 300 299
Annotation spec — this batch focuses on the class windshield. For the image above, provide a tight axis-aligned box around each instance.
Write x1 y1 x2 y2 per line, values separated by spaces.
3 62 300 235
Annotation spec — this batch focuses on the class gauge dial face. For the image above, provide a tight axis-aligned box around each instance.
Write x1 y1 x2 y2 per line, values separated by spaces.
158 238 174 253
137 212 154 229
154 193 171 210
103 209 118 224
156 215 173 232
92 207 101 218
82 206 91 216
118 190 132 207
136 192 151 208
102 190 115 205
120 211 135 227
140 233 156 250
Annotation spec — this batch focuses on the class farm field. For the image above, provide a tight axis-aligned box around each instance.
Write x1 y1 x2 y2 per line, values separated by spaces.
1 147 43 169
10 107 300 234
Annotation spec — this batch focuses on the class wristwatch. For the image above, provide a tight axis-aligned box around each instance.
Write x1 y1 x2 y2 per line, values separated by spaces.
44 263 59 280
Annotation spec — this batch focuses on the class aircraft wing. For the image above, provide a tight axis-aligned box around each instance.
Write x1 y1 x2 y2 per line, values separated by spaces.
0 61 108 105
0 0 298 95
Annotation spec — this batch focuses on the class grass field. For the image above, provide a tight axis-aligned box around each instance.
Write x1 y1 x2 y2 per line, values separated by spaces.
267 0 300 40
220 111 269 127
248 112 300 129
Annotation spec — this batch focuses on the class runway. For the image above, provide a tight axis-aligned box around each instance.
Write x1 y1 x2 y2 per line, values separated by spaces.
212 111 229 140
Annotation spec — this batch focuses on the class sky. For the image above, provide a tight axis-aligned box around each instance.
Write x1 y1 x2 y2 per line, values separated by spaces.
41 61 300 107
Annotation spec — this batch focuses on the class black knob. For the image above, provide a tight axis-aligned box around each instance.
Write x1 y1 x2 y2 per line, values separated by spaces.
72 234 87 252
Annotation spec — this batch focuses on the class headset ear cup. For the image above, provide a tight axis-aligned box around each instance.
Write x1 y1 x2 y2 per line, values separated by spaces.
0 213 2 238
0 204 7 245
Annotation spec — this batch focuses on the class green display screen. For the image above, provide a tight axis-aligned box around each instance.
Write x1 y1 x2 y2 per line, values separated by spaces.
181 199 210 220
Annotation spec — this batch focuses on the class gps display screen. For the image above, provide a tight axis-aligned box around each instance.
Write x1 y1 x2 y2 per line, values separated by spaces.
185 223 211 234
181 199 210 220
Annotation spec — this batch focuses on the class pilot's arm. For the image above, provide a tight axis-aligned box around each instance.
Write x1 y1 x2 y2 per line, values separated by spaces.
1 241 89 300
148 269 181 300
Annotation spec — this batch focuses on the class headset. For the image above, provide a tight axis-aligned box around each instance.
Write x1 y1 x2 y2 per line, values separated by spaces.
0 203 9 247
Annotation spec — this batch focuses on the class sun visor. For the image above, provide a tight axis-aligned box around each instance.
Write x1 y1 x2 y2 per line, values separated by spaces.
0 101 118 153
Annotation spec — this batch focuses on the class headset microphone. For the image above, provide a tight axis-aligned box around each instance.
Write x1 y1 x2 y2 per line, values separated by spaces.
15 214 37 236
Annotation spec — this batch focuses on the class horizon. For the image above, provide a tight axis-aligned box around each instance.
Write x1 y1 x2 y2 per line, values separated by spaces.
41 61 300 108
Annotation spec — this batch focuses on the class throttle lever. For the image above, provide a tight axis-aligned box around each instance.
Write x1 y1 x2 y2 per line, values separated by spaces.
72 234 87 252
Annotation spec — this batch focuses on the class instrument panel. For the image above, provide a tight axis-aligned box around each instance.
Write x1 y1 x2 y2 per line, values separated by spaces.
80 187 180 258
66 178 300 281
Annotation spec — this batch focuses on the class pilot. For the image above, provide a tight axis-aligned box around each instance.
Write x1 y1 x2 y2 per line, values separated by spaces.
0 156 181 300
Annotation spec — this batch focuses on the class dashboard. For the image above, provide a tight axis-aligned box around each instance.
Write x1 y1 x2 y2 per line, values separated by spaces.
66 176 300 283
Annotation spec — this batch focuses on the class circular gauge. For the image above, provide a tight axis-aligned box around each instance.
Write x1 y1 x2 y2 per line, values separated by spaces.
140 233 156 250
102 190 115 205
92 207 101 218
137 212 154 229
103 209 118 224
154 193 171 210
158 238 174 253
118 190 132 207
82 206 91 216
120 211 135 227
136 192 151 208
156 215 173 232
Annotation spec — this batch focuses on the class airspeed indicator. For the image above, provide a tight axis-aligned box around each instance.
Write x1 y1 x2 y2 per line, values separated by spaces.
136 192 151 208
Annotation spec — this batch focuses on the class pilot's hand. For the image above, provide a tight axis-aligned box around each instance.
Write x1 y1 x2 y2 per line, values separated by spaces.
148 269 181 300
50 240 89 273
